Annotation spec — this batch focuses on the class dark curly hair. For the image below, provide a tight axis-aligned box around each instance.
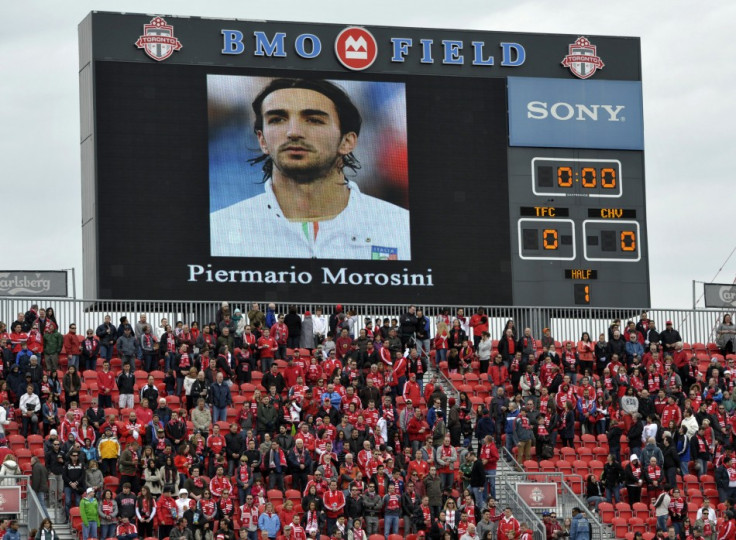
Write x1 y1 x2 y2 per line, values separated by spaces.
248 78 362 181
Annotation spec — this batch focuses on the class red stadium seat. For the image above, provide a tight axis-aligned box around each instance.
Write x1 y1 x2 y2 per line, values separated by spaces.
588 460 604 477
630 518 645 534
7 435 26 449
560 447 576 463
632 502 649 519
615 502 633 520
581 433 597 449
598 502 615 523
539 460 556 473
612 517 628 538
70 507 82 531
577 448 593 463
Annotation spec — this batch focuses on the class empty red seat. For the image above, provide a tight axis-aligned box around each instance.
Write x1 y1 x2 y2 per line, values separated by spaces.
612 517 628 538
615 502 633 520
598 502 615 523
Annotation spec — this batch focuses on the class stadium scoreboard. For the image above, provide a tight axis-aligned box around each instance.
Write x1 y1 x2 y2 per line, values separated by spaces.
79 12 649 307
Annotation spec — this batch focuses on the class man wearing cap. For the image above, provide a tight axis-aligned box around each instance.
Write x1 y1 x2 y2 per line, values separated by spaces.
660 321 682 356
80 487 100 540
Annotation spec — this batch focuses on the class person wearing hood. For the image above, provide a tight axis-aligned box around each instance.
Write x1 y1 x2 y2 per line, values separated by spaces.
232 309 245 344
0 454 22 485
6 364 24 402
624 454 644 503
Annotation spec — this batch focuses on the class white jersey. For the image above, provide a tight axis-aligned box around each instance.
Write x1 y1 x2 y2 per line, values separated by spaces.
210 180 411 260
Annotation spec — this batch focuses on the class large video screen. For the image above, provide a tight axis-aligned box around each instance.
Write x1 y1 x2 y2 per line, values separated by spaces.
92 62 510 303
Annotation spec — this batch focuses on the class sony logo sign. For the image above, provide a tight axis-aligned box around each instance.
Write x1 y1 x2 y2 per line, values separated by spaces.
527 101 626 122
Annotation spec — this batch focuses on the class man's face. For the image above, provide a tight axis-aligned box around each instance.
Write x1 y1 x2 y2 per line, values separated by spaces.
257 88 356 183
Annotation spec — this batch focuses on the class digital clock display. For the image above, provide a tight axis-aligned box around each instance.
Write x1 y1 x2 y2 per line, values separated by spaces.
532 158 622 198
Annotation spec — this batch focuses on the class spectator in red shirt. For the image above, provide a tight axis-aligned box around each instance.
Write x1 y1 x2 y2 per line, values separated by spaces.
64 323 82 370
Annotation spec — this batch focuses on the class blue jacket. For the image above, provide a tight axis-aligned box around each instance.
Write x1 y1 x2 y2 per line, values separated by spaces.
4 529 20 540
15 349 33 372
258 512 281 538
321 391 342 410
625 341 644 361
505 409 519 434
569 512 590 540
677 435 691 462
427 406 441 428
265 308 277 330
210 381 232 408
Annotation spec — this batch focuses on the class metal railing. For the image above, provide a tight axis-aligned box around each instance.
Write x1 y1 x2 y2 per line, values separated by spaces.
501 447 609 540
497 476 547 540
0 297 730 344
48 474 65 523
27 483 49 531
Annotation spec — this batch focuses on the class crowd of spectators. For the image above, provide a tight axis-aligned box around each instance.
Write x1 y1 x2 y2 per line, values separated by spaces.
0 303 735 540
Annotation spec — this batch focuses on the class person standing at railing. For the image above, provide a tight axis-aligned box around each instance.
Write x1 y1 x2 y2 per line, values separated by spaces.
43 324 63 373
63 323 82 370
31 455 50 516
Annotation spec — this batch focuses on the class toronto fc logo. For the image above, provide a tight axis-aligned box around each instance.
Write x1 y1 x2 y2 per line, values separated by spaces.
561 36 605 79
135 16 182 61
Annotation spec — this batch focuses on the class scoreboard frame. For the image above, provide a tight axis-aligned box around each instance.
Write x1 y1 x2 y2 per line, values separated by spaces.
79 12 649 307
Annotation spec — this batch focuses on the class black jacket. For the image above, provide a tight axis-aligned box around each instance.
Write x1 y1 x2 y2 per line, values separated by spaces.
346 495 364 520
468 459 486 488
628 421 644 448
662 444 681 470
62 461 85 492
400 491 421 519
602 462 624 488
116 371 136 394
